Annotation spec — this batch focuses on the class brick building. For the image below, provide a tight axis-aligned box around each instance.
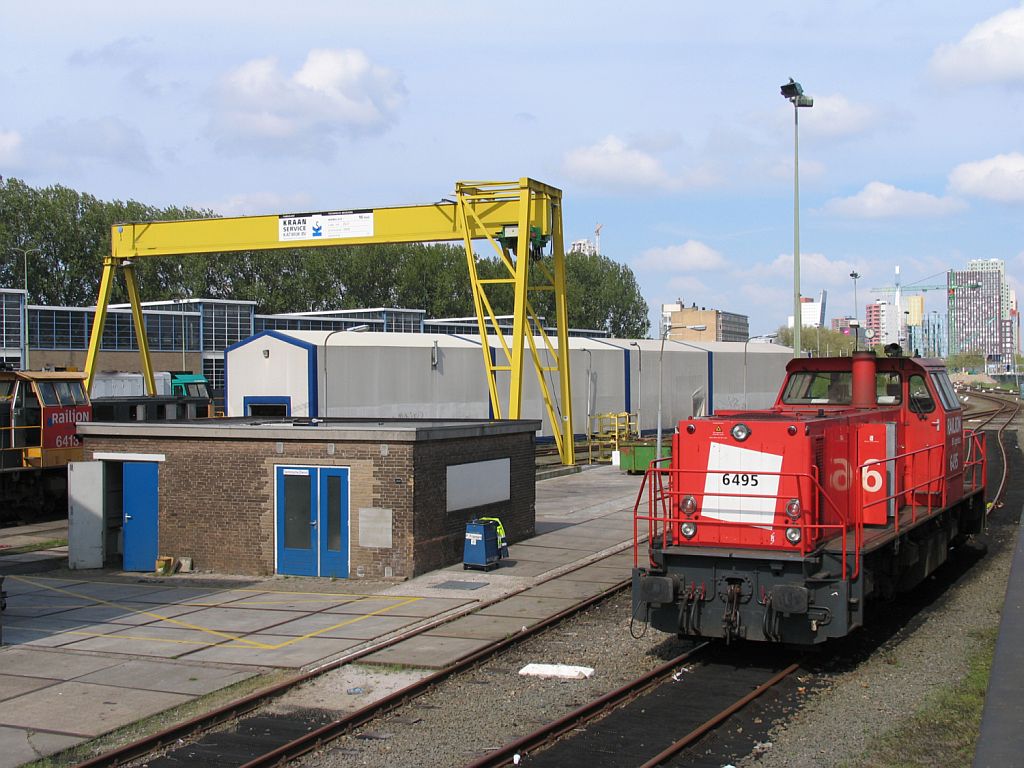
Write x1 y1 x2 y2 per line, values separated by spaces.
74 418 539 579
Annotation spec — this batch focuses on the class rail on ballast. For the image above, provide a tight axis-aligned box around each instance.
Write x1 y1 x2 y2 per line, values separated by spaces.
634 436 981 583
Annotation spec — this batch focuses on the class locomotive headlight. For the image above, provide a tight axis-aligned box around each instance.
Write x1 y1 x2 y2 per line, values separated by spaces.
731 423 751 442
679 495 698 517
680 521 697 539
785 499 802 520
785 527 802 544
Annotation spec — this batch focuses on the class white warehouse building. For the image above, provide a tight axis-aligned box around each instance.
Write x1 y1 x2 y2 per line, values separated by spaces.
224 331 793 438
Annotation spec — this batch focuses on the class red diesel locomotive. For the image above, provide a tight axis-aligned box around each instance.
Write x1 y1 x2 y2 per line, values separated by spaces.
0 370 92 524
632 350 988 644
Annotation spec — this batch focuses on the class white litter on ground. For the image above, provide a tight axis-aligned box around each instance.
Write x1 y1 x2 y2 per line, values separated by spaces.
518 663 595 680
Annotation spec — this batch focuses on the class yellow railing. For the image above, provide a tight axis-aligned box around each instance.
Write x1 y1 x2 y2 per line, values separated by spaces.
587 412 637 464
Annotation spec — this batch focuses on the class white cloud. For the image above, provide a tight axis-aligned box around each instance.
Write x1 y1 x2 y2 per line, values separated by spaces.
563 135 675 191
0 130 22 164
634 240 726 272
930 5 1024 85
750 252 859 288
805 94 878 138
949 152 1024 202
210 49 405 157
823 181 966 218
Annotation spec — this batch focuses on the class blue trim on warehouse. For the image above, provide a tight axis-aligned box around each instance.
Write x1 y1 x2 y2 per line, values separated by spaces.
225 330 319 418
623 348 631 415
707 350 714 415
243 395 292 416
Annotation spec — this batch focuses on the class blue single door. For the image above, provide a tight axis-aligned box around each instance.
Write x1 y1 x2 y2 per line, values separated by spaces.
276 466 349 577
123 462 159 571
276 467 317 576
319 467 349 578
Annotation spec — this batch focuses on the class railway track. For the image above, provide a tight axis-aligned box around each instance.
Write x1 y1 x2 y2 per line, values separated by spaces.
962 388 1019 507
71 568 632 768
464 644 799 768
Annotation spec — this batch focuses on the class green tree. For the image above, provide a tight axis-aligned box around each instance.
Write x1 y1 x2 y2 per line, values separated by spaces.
775 325 858 356
946 350 985 373
2 177 650 338
531 250 649 338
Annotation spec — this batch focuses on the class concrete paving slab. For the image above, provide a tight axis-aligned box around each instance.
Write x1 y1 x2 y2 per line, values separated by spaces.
2 594 98 618
1 626 102 648
557 564 630 585
261 612 419 640
75 658 257 696
119 585 262 606
361 634 493 669
0 724 83 768
181 633 361 668
475 594 578 620
222 592 364 612
51 602 204 626
425 614 538 640
522 579 611 600
50 581 177 602
1 615 126 638
0 680 191 737
61 626 227 659
172 606 308 633
0 647 122 679
324 595 471 618
504 544 581 563
529 533 630 551
0 576 84 596
481 560 558 578
0 673 57 702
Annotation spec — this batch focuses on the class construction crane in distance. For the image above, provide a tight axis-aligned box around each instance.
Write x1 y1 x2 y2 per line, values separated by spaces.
594 223 603 256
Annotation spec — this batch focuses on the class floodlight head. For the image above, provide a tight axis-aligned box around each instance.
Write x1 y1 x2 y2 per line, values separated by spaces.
796 94 814 108
780 78 803 99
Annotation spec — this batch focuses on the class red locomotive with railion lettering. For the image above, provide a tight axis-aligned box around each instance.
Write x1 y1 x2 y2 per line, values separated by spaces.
0 370 92 523
632 350 987 644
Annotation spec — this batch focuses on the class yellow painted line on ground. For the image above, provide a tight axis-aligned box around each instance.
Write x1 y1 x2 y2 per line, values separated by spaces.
9 575 271 648
8 576 426 652
12 626 218 647
252 596 424 649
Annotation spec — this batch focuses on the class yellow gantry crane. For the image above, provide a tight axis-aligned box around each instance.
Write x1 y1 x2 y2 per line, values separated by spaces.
83 178 575 465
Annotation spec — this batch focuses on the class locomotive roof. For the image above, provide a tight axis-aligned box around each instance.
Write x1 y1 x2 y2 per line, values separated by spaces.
0 370 88 382
785 355 947 374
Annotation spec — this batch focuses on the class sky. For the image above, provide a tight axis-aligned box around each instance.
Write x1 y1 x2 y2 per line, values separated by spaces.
2 1 1023 337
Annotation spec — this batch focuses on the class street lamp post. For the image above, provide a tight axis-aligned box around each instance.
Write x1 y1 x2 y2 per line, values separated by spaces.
629 341 641 436
849 270 861 350
781 78 813 359
13 247 41 370
656 323 707 461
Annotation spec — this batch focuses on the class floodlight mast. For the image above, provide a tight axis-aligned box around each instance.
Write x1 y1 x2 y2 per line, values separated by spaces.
780 78 813 359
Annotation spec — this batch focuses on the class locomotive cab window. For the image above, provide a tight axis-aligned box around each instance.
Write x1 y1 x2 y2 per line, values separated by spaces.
932 371 960 412
782 371 852 405
36 381 60 406
907 374 935 414
876 373 902 404
0 381 13 399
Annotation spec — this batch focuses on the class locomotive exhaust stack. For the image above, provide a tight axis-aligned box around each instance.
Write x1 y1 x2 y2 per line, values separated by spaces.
632 351 988 645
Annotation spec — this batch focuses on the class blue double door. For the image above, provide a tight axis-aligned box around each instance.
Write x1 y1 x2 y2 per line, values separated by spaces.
276 466 349 577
